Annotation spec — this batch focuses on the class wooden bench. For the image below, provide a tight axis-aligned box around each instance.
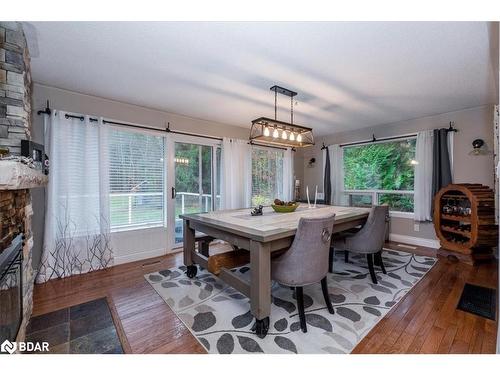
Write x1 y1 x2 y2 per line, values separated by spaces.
195 233 214 257
207 249 250 276
193 234 250 275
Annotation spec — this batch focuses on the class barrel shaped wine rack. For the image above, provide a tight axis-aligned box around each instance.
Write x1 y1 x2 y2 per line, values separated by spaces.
434 184 497 258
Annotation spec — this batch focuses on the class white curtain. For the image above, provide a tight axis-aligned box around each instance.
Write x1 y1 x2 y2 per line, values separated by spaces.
37 111 113 283
283 148 294 201
414 130 434 221
220 138 251 209
448 131 454 177
329 144 346 205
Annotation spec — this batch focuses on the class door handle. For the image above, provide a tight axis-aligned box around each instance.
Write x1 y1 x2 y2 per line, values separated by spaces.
171 187 176 199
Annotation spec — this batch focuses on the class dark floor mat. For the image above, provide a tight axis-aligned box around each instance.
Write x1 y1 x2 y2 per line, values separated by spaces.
457 283 497 321
26 297 124 354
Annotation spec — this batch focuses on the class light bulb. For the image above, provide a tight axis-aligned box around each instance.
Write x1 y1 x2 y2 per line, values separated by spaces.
263 126 270 137
297 133 302 142
272 127 279 138
281 129 288 140
290 132 295 141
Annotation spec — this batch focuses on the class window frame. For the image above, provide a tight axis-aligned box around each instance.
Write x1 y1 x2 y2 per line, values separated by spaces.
341 135 417 217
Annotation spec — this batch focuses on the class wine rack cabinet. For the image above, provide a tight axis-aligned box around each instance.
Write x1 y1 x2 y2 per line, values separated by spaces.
433 183 497 264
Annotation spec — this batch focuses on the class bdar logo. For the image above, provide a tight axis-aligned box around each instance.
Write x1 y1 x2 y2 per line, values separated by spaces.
1 339 17 354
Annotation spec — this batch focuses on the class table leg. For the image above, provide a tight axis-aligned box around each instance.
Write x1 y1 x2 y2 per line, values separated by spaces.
250 240 271 338
183 220 197 278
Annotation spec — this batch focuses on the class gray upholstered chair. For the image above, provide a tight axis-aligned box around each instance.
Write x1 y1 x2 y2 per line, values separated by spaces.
271 215 336 333
331 205 389 284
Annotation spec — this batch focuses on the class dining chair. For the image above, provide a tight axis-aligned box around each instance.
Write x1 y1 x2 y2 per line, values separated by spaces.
271 214 336 333
331 205 389 284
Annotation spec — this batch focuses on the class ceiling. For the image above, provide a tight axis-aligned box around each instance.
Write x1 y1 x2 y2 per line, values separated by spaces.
26 22 498 136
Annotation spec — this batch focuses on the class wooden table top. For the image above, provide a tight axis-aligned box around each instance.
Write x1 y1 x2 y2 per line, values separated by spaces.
181 204 370 242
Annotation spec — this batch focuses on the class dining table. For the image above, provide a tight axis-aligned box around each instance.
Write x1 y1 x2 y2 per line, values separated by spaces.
180 204 370 338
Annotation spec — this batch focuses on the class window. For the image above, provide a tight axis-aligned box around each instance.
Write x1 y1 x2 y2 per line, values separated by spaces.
251 147 284 206
343 137 416 213
108 128 165 230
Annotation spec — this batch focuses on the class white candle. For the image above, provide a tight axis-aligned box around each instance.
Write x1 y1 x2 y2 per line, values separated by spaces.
306 186 311 208
314 185 318 208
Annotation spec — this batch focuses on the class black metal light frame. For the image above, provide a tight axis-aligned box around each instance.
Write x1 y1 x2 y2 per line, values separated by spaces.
249 85 314 148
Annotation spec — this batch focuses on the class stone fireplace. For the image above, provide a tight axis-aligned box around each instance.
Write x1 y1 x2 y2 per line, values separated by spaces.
1 21 47 344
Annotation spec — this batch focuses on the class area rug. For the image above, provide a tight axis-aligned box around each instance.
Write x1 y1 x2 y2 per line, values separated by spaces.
145 249 436 354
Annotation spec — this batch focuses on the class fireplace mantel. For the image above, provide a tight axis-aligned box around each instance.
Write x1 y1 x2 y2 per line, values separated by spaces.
0 161 48 190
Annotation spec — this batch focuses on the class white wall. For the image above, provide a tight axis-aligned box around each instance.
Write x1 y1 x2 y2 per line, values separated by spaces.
31 84 250 266
297 105 496 246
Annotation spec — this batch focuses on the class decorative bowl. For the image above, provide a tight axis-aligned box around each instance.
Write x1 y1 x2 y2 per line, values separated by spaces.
271 203 299 213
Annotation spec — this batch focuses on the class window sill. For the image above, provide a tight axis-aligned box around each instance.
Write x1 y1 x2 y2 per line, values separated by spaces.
389 211 414 219
111 223 166 234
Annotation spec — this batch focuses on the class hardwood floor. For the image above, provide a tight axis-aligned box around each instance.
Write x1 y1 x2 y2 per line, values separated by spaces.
32 242 498 354
352 242 498 354
32 249 207 354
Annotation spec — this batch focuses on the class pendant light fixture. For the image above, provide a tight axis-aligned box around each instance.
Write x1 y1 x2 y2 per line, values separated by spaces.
281 128 288 140
272 126 279 138
249 85 314 148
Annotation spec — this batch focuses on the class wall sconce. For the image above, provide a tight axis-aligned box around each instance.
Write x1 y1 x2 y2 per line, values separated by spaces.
308 157 316 168
469 139 491 156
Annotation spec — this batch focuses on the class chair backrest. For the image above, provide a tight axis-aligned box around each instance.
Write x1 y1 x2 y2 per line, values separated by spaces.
348 205 389 253
272 214 335 286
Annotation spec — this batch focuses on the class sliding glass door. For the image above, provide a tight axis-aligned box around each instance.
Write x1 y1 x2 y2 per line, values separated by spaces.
167 135 221 249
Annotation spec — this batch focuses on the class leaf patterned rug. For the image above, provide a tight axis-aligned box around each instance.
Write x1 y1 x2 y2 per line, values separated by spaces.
145 249 436 354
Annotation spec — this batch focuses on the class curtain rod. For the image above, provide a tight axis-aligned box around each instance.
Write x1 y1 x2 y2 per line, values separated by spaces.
339 133 417 148
335 122 458 149
56 112 292 148
43 107 294 150
40 106 224 142
63 113 170 133
165 123 222 141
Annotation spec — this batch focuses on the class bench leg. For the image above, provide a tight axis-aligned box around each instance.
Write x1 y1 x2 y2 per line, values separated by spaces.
199 240 210 257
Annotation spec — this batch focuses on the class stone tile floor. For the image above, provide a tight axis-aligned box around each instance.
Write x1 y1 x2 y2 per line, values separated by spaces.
25 297 123 354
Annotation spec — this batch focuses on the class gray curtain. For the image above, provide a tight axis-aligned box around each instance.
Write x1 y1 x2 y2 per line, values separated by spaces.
323 147 332 205
431 128 452 201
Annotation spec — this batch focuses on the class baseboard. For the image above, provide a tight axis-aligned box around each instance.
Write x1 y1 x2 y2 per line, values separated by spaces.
389 233 440 249
114 247 167 265
114 240 224 265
